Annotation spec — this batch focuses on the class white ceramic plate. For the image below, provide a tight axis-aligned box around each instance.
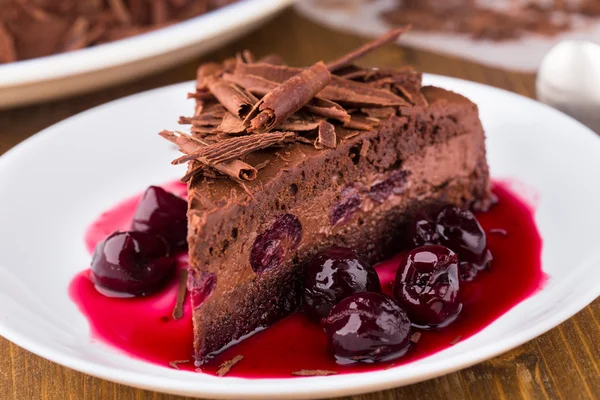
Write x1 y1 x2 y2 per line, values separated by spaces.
0 0 294 109
0 76 599 399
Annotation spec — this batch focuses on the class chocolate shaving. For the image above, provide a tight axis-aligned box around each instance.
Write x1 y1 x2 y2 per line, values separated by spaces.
326 27 409 72
169 360 190 370
344 116 378 131
361 107 397 118
244 62 332 132
0 22 16 64
292 370 337 376
218 112 247 135
450 335 462 345
174 131 296 165
59 17 92 52
337 129 362 141
222 72 278 97
410 332 422 344
253 159 271 171
314 121 337 149
304 98 350 123
207 78 257 119
258 54 284 65
234 63 409 107
181 161 208 183
217 355 244 377
160 130 257 181
359 139 371 158
197 62 224 89
172 269 188 320
109 0 132 25
278 119 322 132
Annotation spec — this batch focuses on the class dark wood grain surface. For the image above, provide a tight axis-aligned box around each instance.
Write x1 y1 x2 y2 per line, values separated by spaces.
0 8 599 400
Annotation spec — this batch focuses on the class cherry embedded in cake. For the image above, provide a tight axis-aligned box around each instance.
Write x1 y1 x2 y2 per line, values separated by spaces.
70 29 546 378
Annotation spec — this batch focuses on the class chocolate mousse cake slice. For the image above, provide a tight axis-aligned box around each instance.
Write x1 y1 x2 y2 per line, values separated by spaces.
161 29 491 365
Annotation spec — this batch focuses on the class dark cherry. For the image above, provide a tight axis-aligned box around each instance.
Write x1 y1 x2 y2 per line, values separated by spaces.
303 247 381 321
436 206 492 281
90 231 176 297
411 218 440 248
322 292 412 364
368 170 409 204
187 269 217 310
330 185 362 226
131 186 188 251
250 214 302 274
394 245 462 328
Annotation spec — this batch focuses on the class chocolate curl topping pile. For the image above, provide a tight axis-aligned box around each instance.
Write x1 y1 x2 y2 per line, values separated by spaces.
164 28 419 184
0 0 240 64
244 62 332 133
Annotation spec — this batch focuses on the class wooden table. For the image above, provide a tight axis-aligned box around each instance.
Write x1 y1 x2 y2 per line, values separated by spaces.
1 8 599 400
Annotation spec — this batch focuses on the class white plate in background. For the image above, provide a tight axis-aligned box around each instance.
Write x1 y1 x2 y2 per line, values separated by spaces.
0 75 598 399
0 0 294 109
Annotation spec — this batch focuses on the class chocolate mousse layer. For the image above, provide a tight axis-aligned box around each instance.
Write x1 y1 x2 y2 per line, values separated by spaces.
161 29 490 365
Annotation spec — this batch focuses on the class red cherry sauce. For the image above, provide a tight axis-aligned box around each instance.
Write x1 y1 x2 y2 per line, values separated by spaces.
70 180 545 377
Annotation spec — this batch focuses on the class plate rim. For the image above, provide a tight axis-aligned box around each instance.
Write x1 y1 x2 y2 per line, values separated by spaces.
0 75 599 399
0 0 295 88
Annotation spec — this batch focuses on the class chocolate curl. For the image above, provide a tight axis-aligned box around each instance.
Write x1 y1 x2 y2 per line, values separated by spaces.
207 77 258 119
314 121 337 149
16 1 52 21
304 98 350 123
108 0 132 24
234 62 297 83
196 62 224 89
326 27 410 72
159 130 257 181
257 54 284 65
244 62 331 132
0 22 16 63
344 116 379 131
233 63 408 107
173 131 296 165
278 119 321 132
222 73 277 97
218 112 246 134
151 0 169 25
59 17 92 52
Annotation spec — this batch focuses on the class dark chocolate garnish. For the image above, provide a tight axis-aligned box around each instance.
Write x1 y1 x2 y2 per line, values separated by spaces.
173 131 296 165
291 370 337 376
172 269 188 320
207 78 258 119
410 332 422 344
244 62 332 132
314 121 337 149
217 355 244 377
160 130 258 181
168 359 190 370
326 26 409 72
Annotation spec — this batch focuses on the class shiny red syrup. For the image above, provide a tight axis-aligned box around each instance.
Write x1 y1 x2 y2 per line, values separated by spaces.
70 181 545 377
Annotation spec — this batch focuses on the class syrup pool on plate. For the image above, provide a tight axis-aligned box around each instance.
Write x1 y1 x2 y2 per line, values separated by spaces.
70 181 545 377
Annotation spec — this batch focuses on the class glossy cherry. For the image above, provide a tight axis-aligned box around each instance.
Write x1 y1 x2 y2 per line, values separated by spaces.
303 247 381 321
436 206 492 281
411 218 440 248
250 214 302 274
91 231 175 297
321 292 412 364
394 245 462 328
131 186 188 251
